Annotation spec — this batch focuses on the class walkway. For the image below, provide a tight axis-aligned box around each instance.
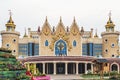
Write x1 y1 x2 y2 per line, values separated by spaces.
49 74 83 80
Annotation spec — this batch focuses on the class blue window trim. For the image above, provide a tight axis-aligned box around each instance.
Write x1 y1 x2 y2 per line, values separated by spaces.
73 40 76 47
45 40 49 46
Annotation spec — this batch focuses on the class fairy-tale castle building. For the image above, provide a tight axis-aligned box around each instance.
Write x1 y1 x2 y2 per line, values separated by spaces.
1 12 120 75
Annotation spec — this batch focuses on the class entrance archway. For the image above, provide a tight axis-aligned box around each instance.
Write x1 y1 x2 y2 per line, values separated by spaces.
111 64 118 71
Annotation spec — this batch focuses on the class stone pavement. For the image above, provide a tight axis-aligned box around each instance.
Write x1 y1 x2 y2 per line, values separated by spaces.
49 74 84 80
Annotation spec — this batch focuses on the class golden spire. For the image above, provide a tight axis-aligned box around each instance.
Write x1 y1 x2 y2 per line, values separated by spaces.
105 11 115 28
23 28 28 37
8 10 14 23
6 10 16 31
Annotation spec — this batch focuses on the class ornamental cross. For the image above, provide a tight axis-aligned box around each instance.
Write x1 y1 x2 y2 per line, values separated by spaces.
8 10 12 16
109 10 111 18
58 42 64 51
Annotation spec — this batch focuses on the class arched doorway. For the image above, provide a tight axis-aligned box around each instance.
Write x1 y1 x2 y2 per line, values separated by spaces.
55 39 67 56
111 64 118 71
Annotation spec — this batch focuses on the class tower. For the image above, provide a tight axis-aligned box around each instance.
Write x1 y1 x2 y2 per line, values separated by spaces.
101 12 119 57
1 11 20 57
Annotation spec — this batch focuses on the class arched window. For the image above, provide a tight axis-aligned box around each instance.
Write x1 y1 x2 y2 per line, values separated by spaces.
73 40 76 47
45 40 48 46
55 40 67 56
111 64 118 71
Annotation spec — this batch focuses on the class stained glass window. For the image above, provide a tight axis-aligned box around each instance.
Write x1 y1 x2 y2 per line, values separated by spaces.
55 40 67 56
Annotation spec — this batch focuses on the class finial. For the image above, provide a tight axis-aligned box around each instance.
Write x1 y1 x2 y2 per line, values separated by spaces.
38 26 40 32
109 10 111 21
60 16 62 23
67 26 69 32
8 10 14 23
45 16 48 22
73 16 76 23
81 27 84 32
94 29 98 37
8 10 12 16
24 27 28 37
53 26 55 32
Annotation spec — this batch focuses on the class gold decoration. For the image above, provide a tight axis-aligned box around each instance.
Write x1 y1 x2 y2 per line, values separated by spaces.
43 28 50 36
49 33 72 51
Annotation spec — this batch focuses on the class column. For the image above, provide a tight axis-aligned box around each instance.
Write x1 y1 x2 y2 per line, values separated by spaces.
91 63 93 73
27 63 30 71
76 62 78 75
85 63 87 74
47 63 48 74
33 63 36 74
43 63 45 74
54 62 56 75
65 62 68 75
73 63 75 74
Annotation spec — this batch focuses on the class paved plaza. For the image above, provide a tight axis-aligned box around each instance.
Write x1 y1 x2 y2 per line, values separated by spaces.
49 75 83 80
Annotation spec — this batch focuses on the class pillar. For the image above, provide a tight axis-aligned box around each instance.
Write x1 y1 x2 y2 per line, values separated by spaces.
27 63 30 71
85 63 87 74
54 62 56 75
43 63 45 74
65 62 68 75
33 63 36 74
73 63 75 74
91 63 93 73
76 62 78 74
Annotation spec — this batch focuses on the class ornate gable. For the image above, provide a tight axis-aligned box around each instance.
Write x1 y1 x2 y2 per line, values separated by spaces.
42 17 51 36
55 17 66 35
70 17 79 36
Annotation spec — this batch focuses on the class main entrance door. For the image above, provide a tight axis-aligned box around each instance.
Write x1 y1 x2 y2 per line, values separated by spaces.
56 63 65 74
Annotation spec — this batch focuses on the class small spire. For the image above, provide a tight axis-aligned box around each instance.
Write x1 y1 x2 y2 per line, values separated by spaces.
8 10 14 23
73 16 76 23
67 26 69 32
60 16 62 23
45 16 48 22
24 28 28 37
37 26 40 32
105 11 115 31
108 10 112 23
81 27 84 32
94 29 98 38
53 26 55 32
109 11 111 20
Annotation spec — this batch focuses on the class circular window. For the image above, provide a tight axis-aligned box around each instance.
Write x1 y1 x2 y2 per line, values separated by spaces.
112 54 115 57
111 44 115 47
104 39 108 43
6 44 10 47
105 49 108 53
13 39 16 42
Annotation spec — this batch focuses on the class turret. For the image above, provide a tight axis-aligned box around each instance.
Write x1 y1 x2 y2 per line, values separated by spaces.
1 11 20 57
101 12 119 58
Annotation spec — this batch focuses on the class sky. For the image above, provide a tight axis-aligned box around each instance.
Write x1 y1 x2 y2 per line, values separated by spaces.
0 0 120 46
